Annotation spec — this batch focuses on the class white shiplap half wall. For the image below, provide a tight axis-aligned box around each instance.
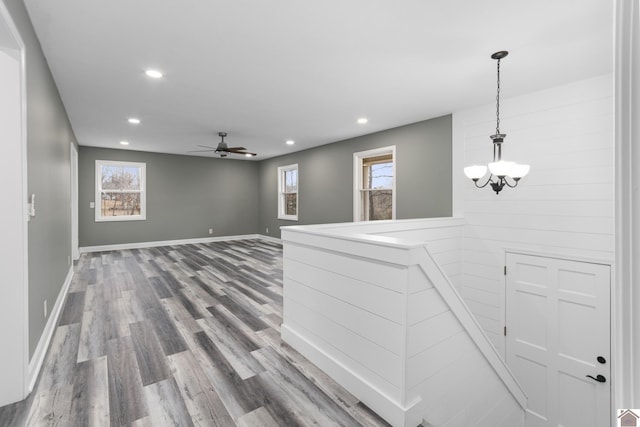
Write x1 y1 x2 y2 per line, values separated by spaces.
454 73 614 355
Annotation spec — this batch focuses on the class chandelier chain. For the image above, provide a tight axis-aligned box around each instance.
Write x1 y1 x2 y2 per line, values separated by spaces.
495 58 501 135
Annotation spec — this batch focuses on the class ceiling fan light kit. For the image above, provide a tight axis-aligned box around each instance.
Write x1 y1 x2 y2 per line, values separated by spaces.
463 50 530 195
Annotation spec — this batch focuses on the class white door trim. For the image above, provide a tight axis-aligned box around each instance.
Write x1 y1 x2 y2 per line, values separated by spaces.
70 142 79 260
0 0 29 405
614 0 640 410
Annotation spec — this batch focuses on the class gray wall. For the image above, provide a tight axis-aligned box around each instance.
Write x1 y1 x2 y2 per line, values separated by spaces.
258 115 452 238
4 1 78 358
78 147 259 247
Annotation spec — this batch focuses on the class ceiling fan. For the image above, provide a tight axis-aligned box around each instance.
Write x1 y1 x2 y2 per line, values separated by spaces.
190 132 257 158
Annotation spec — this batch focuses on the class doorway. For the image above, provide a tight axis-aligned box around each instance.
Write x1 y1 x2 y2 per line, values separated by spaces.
505 252 611 427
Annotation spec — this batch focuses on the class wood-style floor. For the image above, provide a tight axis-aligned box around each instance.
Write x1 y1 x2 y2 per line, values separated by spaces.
0 239 391 427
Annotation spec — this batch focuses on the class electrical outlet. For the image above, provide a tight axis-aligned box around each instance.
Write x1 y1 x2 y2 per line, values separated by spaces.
208 228 213 234
266 227 269 234
44 300 48 318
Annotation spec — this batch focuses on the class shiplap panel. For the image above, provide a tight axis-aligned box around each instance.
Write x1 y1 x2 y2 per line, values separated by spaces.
406 311 463 357
463 285 502 308
284 258 405 323
284 297 403 387
416 350 508 426
442 376 510 426
462 199 614 217
477 392 526 427
474 314 503 339
431 249 462 267
406 331 471 389
462 273 503 294
285 278 403 354
464 226 614 252
407 287 449 325
465 299 501 320
463 212 615 235
284 243 406 292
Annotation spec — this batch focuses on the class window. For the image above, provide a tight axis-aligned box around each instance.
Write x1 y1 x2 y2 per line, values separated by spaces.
95 160 146 222
278 164 298 220
354 146 395 221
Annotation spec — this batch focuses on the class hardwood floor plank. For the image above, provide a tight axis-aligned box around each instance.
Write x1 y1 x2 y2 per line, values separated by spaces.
145 306 188 356
77 307 107 363
38 323 81 390
24 384 74 427
129 321 171 386
214 294 269 332
106 336 148 425
58 291 86 326
149 276 174 299
167 350 235 427
104 298 133 340
144 378 194 427
193 331 264 419
198 315 265 380
68 356 110 427
236 406 280 427
252 346 362 427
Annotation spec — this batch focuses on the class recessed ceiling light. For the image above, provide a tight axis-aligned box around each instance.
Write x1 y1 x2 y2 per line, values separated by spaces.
285 140 295 145
120 141 130 146
245 153 253 157
145 69 163 78
128 118 140 124
357 118 368 124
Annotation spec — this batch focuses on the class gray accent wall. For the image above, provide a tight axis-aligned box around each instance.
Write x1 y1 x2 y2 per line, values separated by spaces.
4 1 78 358
78 147 259 247
258 115 452 238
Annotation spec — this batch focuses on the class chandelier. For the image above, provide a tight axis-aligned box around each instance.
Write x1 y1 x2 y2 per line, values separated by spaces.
464 51 529 194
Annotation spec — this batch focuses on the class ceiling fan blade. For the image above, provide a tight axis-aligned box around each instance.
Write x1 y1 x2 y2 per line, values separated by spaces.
187 148 216 153
197 145 217 150
228 148 257 156
226 146 247 151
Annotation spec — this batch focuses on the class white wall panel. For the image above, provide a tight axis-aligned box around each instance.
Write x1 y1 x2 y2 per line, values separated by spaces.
285 257 405 323
456 74 615 357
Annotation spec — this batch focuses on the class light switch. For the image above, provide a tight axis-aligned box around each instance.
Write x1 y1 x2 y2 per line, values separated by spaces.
89 202 95 208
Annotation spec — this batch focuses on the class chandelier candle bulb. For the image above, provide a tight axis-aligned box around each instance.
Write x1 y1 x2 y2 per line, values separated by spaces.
464 165 488 180
510 164 530 179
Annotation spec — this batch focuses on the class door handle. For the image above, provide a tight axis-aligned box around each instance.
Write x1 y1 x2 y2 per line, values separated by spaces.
586 374 606 383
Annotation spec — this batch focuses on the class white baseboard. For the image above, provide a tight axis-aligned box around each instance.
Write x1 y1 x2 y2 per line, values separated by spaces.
281 323 422 427
27 265 74 392
78 233 277 253
258 234 282 244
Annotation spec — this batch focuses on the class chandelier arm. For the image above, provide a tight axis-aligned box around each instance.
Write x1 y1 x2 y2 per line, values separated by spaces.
503 177 519 188
473 174 495 189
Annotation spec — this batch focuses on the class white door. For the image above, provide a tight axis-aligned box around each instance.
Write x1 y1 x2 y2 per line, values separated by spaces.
505 252 611 427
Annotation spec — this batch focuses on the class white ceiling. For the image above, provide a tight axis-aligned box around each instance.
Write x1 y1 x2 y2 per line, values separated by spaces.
24 0 613 160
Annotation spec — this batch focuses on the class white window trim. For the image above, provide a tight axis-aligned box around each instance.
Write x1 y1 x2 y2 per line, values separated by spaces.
277 163 298 221
95 160 146 222
353 146 396 222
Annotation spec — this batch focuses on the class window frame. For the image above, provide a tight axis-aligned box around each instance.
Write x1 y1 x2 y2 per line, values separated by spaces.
353 146 396 222
277 163 298 221
95 159 147 222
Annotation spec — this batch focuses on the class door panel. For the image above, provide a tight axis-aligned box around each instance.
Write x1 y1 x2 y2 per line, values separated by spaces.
506 253 610 427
